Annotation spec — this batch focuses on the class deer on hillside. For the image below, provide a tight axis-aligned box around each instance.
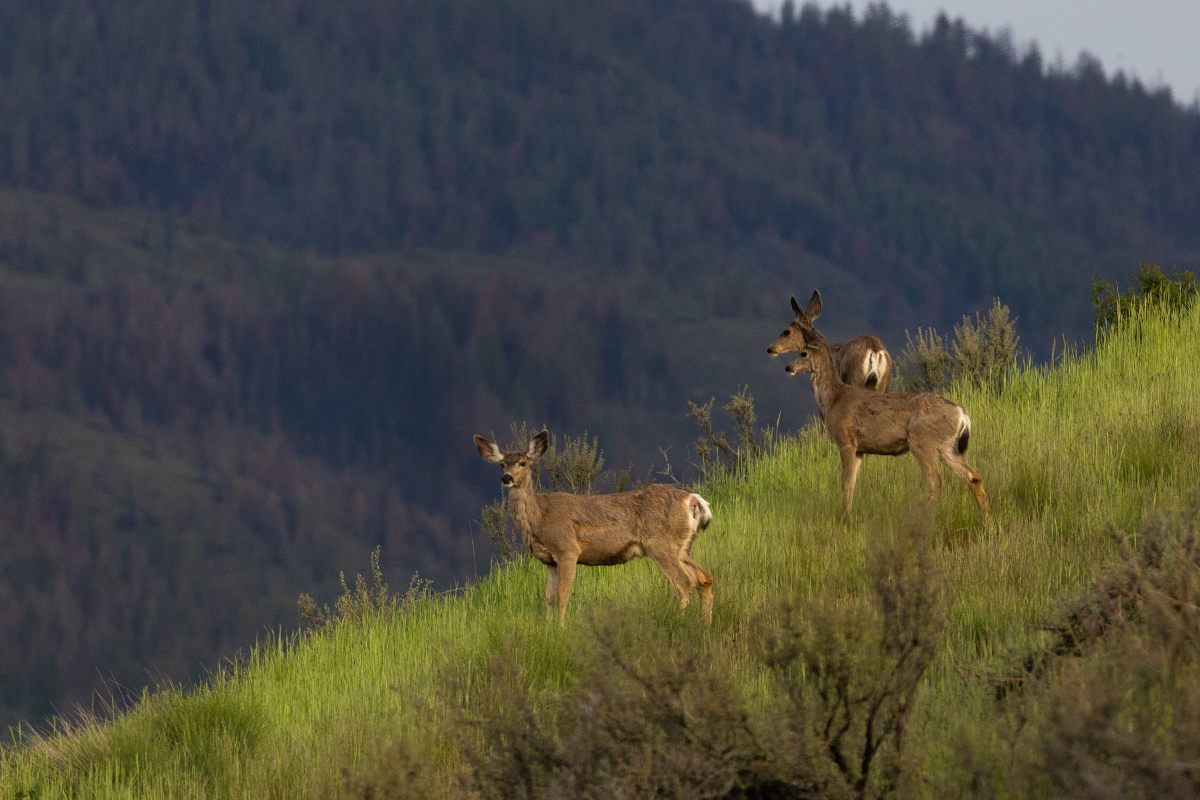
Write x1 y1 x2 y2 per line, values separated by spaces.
474 430 715 625
777 291 991 526
767 299 892 392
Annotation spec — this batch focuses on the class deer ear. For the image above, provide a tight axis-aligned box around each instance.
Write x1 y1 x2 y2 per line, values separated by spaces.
790 295 803 317
474 435 504 463
803 290 822 321
528 429 549 459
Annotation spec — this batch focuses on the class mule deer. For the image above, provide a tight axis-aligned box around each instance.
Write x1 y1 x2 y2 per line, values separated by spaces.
767 297 892 392
778 291 991 526
474 430 715 624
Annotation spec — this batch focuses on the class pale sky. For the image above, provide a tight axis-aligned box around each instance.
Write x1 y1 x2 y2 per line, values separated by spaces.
753 1 1200 106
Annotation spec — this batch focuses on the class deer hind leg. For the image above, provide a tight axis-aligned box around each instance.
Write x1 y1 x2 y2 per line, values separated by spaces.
554 555 578 626
543 564 559 620
647 541 699 615
683 555 714 625
944 451 992 527
839 446 863 519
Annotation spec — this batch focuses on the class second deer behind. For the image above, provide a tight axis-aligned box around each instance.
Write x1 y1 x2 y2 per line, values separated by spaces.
775 291 991 527
767 295 892 392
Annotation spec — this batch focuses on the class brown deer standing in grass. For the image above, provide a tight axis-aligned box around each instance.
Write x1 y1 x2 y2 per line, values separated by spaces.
474 430 715 625
778 291 991 526
768 298 892 392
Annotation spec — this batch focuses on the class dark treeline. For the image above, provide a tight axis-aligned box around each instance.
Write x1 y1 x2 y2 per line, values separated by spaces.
1 0 1197 334
0 0 1198 731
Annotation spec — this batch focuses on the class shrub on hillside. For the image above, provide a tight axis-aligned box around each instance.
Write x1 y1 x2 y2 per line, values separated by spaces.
963 502 1200 799
1091 262 1198 331
688 386 774 480
297 546 431 629
453 626 796 800
759 522 946 799
896 299 1021 393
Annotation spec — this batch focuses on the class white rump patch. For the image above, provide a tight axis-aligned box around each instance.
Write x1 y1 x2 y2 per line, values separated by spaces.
865 349 885 380
688 494 713 531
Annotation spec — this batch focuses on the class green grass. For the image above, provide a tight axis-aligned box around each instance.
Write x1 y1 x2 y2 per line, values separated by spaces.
3 301 1198 797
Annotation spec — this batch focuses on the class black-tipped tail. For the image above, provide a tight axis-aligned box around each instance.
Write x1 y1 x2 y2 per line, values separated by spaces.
956 411 972 454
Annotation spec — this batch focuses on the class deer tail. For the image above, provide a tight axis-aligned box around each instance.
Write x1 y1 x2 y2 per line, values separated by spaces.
863 348 890 390
956 410 971 454
861 350 878 387
688 493 713 531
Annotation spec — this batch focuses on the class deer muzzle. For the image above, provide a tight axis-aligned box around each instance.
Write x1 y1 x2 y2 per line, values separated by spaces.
501 473 514 487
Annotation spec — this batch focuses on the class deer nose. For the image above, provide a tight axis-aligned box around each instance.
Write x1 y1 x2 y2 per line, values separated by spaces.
785 363 797 374
501 474 514 486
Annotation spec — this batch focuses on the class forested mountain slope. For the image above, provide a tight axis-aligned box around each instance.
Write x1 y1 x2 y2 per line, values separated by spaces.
3 0 1198 332
0 0 1198 732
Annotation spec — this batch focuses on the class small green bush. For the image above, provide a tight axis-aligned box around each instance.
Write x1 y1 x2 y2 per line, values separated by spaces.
1092 262 1198 331
297 546 431 629
688 385 774 480
897 299 1020 393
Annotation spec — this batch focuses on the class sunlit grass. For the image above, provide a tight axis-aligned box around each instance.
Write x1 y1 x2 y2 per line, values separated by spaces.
3 301 1198 797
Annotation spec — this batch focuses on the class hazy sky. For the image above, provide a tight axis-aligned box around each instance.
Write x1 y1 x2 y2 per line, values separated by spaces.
752 1 1200 106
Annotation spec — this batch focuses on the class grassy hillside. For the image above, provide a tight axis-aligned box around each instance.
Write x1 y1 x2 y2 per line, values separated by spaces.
2 299 1197 796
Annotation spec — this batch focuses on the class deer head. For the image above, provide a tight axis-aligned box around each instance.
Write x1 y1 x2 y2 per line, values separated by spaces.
766 290 823 356
474 429 548 489
782 292 830 376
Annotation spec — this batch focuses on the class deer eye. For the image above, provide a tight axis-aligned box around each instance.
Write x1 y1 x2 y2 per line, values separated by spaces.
780 329 791 337
519 460 527 467
799 351 809 358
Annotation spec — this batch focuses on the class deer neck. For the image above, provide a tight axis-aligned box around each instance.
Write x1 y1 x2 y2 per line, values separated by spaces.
807 337 846 416
508 481 544 544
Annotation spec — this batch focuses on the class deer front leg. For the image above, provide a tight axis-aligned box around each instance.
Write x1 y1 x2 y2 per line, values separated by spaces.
554 555 578 626
839 445 863 519
543 564 559 619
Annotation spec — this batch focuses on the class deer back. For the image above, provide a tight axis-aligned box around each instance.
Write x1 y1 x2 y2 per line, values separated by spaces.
826 386 967 456
530 484 697 567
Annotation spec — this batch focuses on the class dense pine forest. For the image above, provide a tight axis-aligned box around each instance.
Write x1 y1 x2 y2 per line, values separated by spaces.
0 0 1198 732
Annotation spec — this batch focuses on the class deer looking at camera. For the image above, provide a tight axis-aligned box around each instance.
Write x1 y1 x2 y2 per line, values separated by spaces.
767 300 892 392
778 291 991 526
474 430 714 625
